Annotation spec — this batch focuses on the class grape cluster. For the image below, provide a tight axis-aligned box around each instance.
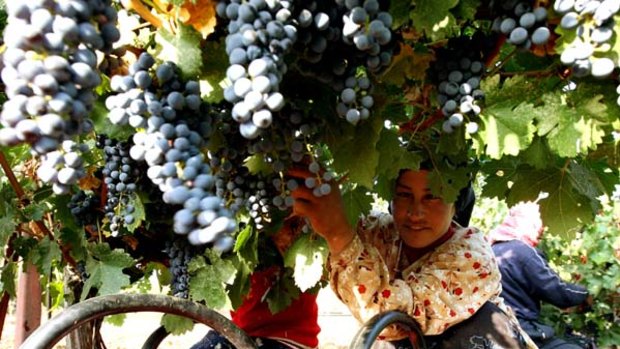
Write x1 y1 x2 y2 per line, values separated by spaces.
339 0 393 73
106 53 202 129
0 0 118 190
431 35 488 134
105 57 236 248
98 136 140 236
217 0 293 139
164 238 195 299
554 0 619 78
68 190 101 227
36 140 89 194
336 75 374 125
491 1 550 49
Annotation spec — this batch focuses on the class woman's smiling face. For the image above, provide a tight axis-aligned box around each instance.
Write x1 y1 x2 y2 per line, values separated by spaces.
391 170 455 249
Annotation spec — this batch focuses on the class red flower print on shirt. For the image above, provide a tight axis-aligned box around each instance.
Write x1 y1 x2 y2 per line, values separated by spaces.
473 262 481 269
449 310 456 317
472 287 479 293
464 252 472 258
468 308 475 315
381 289 391 298
454 287 463 296
479 272 488 279
358 284 366 294
424 299 431 306
441 280 448 289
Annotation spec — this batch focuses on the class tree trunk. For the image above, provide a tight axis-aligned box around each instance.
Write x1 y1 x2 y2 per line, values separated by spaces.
14 262 42 349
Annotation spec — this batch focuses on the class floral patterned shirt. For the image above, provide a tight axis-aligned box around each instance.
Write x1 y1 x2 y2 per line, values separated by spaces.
328 212 536 348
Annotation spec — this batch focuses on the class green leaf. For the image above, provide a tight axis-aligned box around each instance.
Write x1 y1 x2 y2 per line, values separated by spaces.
59 227 87 261
283 234 328 292
479 157 521 198
91 101 135 140
161 314 194 335
200 39 228 103
266 268 300 314
477 76 539 158
81 243 135 300
389 0 412 28
409 0 459 37
341 186 373 228
106 314 127 327
506 166 595 236
0 261 17 298
375 128 422 192
155 25 203 79
0 214 15 249
22 202 47 221
124 194 145 233
532 81 615 157
227 255 252 310
452 0 481 22
521 137 557 170
30 236 61 277
427 166 471 203
233 224 258 269
332 116 384 189
188 251 236 309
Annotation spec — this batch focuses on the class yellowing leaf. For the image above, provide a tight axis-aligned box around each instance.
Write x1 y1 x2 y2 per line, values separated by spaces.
177 0 218 39
78 167 101 191
380 43 434 85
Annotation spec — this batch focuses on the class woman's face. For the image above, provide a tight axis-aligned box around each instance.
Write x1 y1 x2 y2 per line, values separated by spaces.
392 170 455 249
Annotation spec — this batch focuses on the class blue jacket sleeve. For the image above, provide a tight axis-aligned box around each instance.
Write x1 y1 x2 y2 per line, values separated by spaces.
521 246 589 309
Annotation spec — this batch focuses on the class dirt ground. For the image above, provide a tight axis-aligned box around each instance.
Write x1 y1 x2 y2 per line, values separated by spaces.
1 286 360 349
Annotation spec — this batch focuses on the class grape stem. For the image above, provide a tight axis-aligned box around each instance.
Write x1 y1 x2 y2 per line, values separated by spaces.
122 0 163 29
0 151 77 268
487 47 518 77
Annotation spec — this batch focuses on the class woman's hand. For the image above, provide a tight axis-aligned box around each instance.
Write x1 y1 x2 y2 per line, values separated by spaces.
287 166 355 254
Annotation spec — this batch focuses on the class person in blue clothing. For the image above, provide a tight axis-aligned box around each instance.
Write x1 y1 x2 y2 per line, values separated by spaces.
489 201 594 349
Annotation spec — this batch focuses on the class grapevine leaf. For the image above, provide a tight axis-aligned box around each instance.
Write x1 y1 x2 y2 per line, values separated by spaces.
409 0 459 36
29 237 61 277
521 137 557 170
46 280 65 311
227 255 252 310
332 116 383 189
283 233 328 292
161 314 194 335
266 268 300 314
81 243 134 300
341 186 373 228
106 314 127 327
59 227 87 261
188 264 228 309
124 194 145 233
452 0 481 22
532 84 612 157
479 157 521 199
200 40 228 102
175 0 217 39
155 24 203 79
375 128 422 200
427 166 471 204
380 43 434 85
478 76 539 158
188 251 236 309
233 224 258 269
506 167 595 236
0 214 15 250
0 262 17 298
389 0 412 28
22 202 47 221
91 102 135 140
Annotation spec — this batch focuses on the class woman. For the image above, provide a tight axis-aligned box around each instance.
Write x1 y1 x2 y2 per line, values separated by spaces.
490 202 593 349
290 167 536 349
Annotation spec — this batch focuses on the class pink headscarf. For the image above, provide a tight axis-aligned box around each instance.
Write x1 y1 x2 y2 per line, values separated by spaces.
488 201 544 247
